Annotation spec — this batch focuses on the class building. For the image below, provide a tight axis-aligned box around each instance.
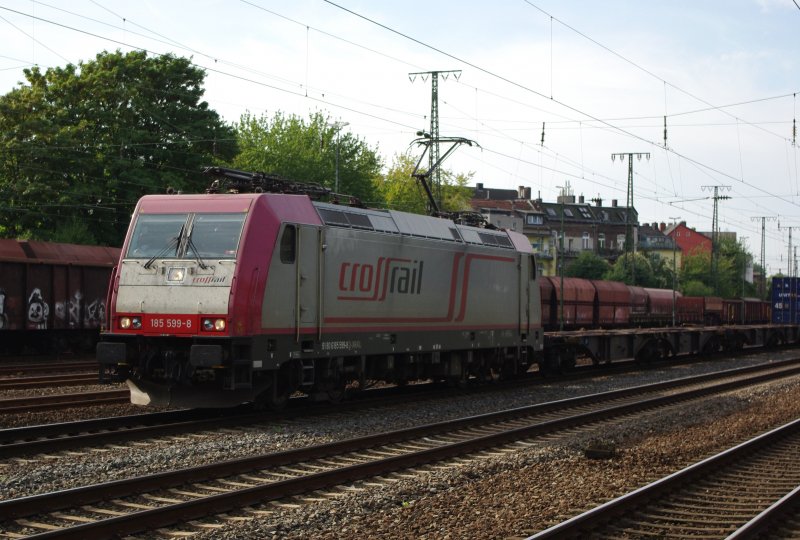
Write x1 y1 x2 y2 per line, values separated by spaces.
639 222 682 270
470 182 637 276
664 221 712 258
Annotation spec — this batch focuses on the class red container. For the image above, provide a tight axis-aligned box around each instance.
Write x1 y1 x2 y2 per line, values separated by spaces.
539 277 556 329
644 288 677 316
592 280 631 326
676 296 704 324
552 277 595 327
703 297 724 324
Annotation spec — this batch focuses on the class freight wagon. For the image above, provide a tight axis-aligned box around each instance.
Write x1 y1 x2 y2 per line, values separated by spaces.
0 239 120 354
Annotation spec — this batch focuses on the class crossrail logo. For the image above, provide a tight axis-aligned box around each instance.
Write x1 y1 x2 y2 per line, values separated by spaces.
337 257 423 301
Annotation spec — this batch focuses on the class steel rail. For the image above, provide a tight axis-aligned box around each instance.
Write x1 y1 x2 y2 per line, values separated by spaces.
526 419 800 539
0 390 129 414
0 361 97 376
2 360 799 539
1 358 797 460
0 374 98 390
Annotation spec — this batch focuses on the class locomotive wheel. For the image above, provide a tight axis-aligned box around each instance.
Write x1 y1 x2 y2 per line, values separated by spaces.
326 381 347 404
253 386 290 411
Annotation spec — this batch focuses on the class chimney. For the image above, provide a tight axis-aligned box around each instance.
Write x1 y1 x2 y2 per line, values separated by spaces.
660 222 666 232
612 199 618 207
518 185 525 198
524 187 532 200
652 222 658 229
594 197 603 207
579 195 585 204
476 182 484 190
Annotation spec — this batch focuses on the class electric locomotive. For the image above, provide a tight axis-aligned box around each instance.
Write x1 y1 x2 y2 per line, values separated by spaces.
98 168 544 408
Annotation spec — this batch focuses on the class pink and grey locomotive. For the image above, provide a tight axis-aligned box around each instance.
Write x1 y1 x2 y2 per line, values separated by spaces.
98 169 544 408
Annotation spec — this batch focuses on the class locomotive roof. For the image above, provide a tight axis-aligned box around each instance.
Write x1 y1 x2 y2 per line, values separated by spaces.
133 193 531 253
313 201 531 252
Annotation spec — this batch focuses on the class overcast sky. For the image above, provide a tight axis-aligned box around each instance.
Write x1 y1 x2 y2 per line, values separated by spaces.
1 0 799 273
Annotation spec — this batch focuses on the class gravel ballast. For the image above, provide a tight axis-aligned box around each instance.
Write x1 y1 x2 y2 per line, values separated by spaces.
1 351 799 538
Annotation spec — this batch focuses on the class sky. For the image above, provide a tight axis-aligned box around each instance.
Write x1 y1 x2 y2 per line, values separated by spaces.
1 0 799 274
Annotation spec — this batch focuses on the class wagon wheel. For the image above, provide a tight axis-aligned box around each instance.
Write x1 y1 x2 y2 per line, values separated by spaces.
558 348 576 372
635 339 665 364
765 331 784 349
701 336 722 355
539 348 561 377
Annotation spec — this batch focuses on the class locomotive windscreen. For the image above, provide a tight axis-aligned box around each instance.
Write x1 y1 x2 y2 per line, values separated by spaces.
126 213 246 260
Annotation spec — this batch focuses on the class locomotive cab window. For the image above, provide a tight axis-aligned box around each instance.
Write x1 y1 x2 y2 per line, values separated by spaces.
127 212 245 260
187 213 246 259
127 214 186 258
280 225 296 264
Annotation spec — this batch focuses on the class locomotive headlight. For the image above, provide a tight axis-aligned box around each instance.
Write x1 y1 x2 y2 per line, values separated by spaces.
120 317 131 329
167 267 186 282
202 318 227 331
131 317 142 329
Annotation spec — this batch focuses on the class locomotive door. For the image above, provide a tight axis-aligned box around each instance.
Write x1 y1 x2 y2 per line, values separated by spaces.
295 225 321 339
519 253 530 335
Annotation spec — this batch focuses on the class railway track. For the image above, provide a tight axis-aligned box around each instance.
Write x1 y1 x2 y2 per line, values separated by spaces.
0 389 129 414
2 357 796 460
0 373 99 390
528 417 800 539
1 359 798 538
0 361 97 377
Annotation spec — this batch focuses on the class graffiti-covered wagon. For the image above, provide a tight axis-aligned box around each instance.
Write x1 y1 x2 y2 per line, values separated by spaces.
0 239 120 354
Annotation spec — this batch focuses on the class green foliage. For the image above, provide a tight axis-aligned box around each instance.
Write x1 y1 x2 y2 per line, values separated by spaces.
679 239 753 297
603 252 663 287
233 111 383 205
681 279 714 297
376 151 473 214
565 251 610 279
48 218 97 245
376 152 428 214
0 50 236 245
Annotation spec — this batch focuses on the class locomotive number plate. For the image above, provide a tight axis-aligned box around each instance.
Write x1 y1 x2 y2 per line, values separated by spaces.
146 315 196 334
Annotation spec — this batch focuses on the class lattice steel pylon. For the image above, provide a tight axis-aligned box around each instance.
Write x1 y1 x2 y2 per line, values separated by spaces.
409 70 461 210
611 152 649 285
751 216 776 297
702 185 731 294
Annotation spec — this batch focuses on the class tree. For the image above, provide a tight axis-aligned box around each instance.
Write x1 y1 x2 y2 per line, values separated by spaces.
603 252 660 286
565 251 610 279
376 151 473 215
0 50 236 245
376 152 428 214
680 250 712 293
681 279 714 297
233 111 383 205
679 239 753 298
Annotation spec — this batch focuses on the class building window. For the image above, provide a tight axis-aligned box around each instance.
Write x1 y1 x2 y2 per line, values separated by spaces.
598 233 605 249
582 232 590 249
564 208 573 217
526 214 543 225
